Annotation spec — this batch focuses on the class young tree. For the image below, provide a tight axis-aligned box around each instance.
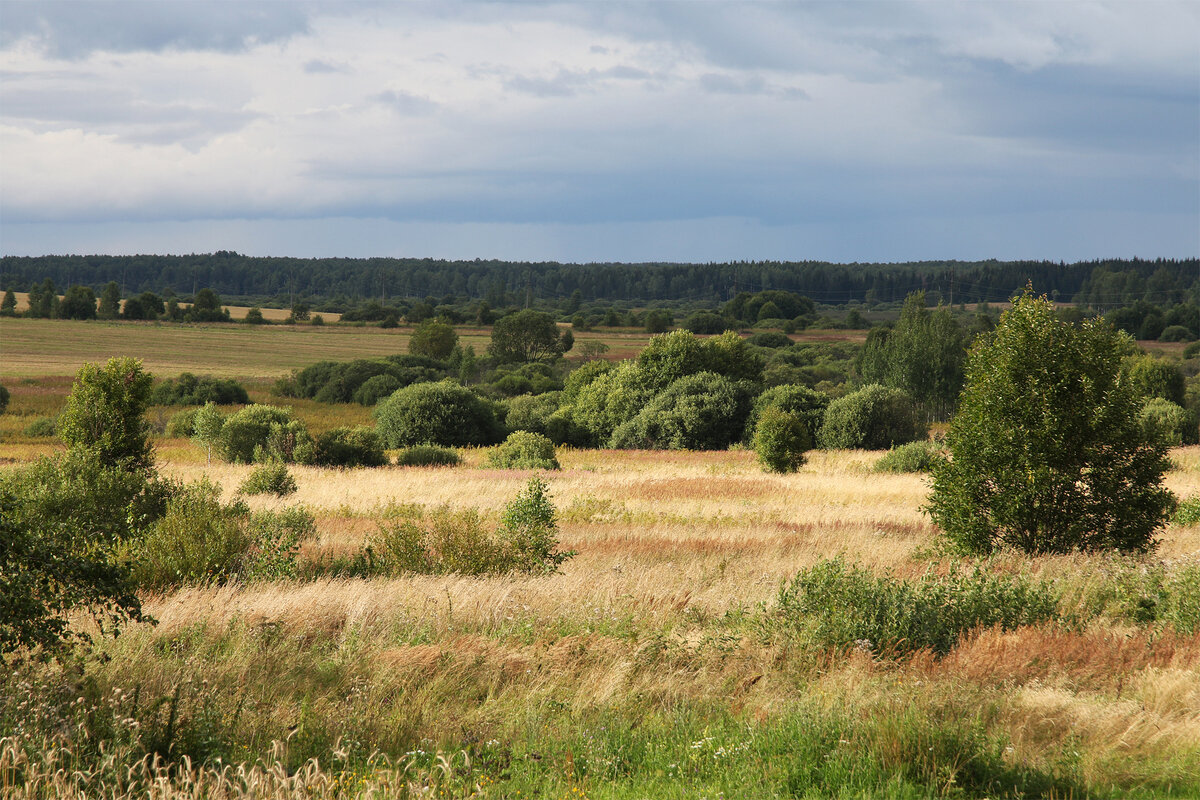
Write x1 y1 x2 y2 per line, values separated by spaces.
0 288 16 317
59 285 97 320
191 402 224 464
927 291 1174 555
97 281 122 319
57 357 155 471
488 310 569 363
409 318 458 360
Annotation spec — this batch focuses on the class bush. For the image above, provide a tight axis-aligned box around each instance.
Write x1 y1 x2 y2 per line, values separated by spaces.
374 380 503 447
130 479 252 591
409 319 458 360
1184 341 1200 360
0 383 8 414
681 311 734 335
243 507 316 580
928 292 1175 555
773 559 1058 656
217 405 305 464
486 431 561 470
754 407 811 473
505 392 563 436
239 462 298 496
1160 325 1195 343
57 357 155 470
1139 398 1195 446
747 384 829 443
489 309 569 363
352 374 401 406
874 440 943 473
497 476 574 573
23 417 57 437
150 373 249 406
165 408 200 437
395 445 461 467
311 426 387 467
747 332 793 349
286 356 447 404
817 384 925 450
611 372 754 450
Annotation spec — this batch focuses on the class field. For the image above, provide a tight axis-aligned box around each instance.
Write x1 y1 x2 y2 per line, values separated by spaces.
2 320 1200 798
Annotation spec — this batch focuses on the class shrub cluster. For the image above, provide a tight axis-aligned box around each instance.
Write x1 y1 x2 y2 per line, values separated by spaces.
374 380 504 448
311 426 387 467
395 445 462 467
239 462 297 496
277 356 448 404
149 373 249 406
486 431 560 470
817 384 926 450
874 440 943 473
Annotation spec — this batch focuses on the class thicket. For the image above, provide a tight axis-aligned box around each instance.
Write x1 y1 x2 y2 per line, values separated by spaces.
276 355 448 404
149 373 248 406
394 444 462 467
374 380 504 448
874 440 944 473
238 462 297 496
486 431 561 470
217 405 313 464
753 407 811 473
310 426 387 467
817 384 926 450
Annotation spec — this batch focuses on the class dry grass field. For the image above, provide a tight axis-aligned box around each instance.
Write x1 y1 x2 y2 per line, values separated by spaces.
2 323 1200 798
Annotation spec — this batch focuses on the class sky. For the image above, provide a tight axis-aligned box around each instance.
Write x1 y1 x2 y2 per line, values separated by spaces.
0 0 1197 263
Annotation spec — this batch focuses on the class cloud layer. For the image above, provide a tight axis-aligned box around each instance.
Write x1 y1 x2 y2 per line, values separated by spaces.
2 1 1196 261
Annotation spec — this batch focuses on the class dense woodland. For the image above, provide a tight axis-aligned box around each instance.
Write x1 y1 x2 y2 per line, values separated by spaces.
2 254 1196 310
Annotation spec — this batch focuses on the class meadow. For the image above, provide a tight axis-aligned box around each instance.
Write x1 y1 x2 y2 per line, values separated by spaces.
2 319 1199 798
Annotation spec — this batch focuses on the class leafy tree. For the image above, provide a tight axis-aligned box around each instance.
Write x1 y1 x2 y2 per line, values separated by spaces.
374 380 503 447
26 278 58 318
611 372 754 450
289 302 311 323
217 405 301 464
1139 398 1194 447
56 357 155 471
643 309 672 333
59 285 97 320
489 310 568 363
858 291 967 419
1124 356 1186 406
190 402 224 464
96 282 121 319
747 384 829 444
817 384 925 450
754 407 811 473
927 291 1175 554
244 307 267 324
0 288 16 317
497 476 573 573
409 318 458 360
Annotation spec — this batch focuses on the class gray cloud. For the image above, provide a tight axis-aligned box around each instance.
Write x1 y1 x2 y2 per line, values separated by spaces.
1 0 310 58
371 90 437 115
303 59 344 74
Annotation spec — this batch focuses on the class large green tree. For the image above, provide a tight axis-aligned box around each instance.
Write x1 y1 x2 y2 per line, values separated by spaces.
927 291 1174 554
56 357 155 471
488 310 569 363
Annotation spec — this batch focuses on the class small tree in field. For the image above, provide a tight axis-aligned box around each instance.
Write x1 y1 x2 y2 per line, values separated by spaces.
927 291 1174 555
409 318 458 360
56 357 155 471
754 407 811 473
191 402 224 464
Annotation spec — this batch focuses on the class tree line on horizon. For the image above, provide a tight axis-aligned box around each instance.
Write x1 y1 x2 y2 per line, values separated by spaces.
1 253 1195 309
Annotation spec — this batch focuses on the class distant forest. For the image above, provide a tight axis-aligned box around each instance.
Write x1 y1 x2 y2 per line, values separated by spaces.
1 254 1195 309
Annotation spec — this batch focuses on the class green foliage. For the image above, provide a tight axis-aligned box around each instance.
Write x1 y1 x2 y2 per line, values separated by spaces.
486 431 561 470
57 357 155 470
0 450 162 656
370 478 571 575
352 374 401 406
746 331 792 348
1139 398 1195 446
746 384 829 444
1174 495 1200 526
311 426 387 467
253 420 315 465
858 292 967 419
238 462 298 496
409 319 458 360
243 307 267 325
395 445 461 467
59 285 97 320
0 383 9 415
280 356 447 403
374 380 503 448
242 507 316 581
189 402 224 463
1124 355 1186 406
643 308 672 333
817 384 925 450
165 407 199 437
0 288 16 317
611 372 754 451
725 290 814 324
504 391 563 436
23 417 57 437
874 440 944 474
772 559 1058 656
216 405 301 464
753 407 811 473
96 282 120 319
1159 324 1194 342
150 373 249 406
130 479 251 591
928 292 1175 555
489 310 568 363
681 311 734 334
497 476 574 573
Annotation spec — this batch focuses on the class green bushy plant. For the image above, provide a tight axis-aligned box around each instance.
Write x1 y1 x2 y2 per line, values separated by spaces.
395 445 461 467
497 476 574 573
817 384 925 451
504 392 563 436
57 357 155 471
352 374 401 406
239 462 297 496
610 372 754 450
23 417 57 437
746 384 829 444
311 426 387 467
243 507 316 580
217 405 295 464
374 380 502 448
165 407 200 437
252 420 315 465
772 559 1058 656
486 431 561 470
874 440 944 473
754 407 811 473
1139 398 1195 446
150 373 249 406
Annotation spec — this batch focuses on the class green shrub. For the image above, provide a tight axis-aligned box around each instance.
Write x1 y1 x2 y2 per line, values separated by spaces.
374 380 503 447
239 462 297 496
23 417 57 437
610 372 754 450
0 383 8 414
817 384 925 450
681 311 734 335
1184 341 1200 360
217 405 295 464
874 440 944 473
772 559 1058 656
150 373 249 406
131 479 251 590
352 374 401 406
252 420 315 465
746 384 829 443
1174 495 1200 526
243 507 316 580
505 391 563 436
395 445 461 467
754 407 811 473
746 331 792 349
311 426 387 467
1139 398 1195 446
57 357 155 470
497 476 574 573
165 408 200 437
409 319 458 360
486 431 561 470
1159 325 1195 343
1059 558 1200 634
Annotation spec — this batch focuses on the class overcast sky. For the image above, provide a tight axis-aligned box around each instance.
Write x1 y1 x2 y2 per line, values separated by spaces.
1 1 1196 263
